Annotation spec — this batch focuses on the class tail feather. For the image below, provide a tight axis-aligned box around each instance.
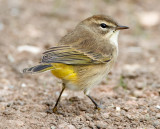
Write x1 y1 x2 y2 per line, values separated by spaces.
23 64 53 73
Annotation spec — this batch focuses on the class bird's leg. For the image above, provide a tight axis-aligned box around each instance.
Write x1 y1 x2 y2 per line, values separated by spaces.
52 83 65 113
87 95 101 110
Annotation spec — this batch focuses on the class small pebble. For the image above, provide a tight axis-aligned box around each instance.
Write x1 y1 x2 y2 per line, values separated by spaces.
155 105 160 110
156 113 160 119
136 82 144 89
17 45 41 54
89 122 95 128
116 107 121 111
67 125 76 129
133 90 143 97
21 83 26 88
96 121 108 129
0 22 4 31
50 125 56 129
137 11 159 27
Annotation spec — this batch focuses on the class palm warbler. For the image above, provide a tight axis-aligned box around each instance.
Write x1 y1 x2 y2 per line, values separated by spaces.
23 15 129 113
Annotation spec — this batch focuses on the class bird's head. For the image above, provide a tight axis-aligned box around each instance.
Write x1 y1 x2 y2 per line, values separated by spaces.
79 15 129 42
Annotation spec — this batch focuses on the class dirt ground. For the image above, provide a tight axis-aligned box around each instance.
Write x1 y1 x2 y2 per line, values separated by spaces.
0 0 160 129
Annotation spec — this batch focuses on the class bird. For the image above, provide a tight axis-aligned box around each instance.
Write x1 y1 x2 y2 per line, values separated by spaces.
23 15 129 113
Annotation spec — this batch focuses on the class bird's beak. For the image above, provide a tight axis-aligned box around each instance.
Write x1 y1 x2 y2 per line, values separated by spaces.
116 25 129 30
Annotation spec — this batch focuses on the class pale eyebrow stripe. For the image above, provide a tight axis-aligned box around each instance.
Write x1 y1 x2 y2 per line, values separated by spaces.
92 20 117 27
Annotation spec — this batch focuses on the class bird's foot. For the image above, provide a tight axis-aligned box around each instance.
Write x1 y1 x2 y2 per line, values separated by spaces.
95 104 103 111
45 106 59 114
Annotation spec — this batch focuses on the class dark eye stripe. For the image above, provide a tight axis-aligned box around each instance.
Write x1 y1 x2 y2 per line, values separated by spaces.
100 23 109 28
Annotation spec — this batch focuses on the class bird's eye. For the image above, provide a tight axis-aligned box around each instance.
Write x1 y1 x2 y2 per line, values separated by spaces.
100 23 109 28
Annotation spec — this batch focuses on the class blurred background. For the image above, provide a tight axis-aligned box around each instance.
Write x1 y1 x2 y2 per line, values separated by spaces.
0 0 160 128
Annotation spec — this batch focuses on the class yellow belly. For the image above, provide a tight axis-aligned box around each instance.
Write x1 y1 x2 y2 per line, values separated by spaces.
51 63 77 82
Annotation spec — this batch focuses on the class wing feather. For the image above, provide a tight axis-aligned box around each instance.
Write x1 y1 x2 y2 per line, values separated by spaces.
41 46 111 65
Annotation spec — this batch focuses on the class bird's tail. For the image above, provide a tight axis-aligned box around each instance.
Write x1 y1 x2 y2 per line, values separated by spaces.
23 64 54 73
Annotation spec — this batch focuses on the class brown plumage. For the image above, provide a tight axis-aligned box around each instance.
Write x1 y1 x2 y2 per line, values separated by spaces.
23 15 129 113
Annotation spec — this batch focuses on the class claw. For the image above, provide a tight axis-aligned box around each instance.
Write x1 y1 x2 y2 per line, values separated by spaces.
95 106 101 111
45 106 58 114
52 106 58 113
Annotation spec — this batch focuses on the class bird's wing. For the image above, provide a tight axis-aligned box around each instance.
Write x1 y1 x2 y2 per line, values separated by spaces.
41 46 112 65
